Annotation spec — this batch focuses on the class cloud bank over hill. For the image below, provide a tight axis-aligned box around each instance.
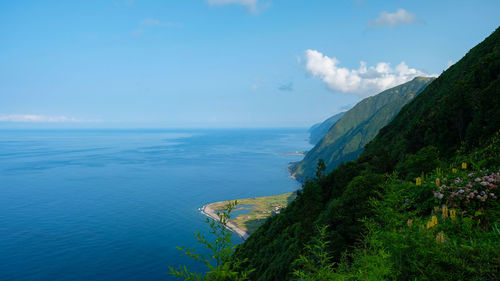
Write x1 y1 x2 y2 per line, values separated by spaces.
304 49 430 97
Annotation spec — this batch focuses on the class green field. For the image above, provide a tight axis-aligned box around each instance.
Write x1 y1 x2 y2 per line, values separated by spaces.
209 192 296 234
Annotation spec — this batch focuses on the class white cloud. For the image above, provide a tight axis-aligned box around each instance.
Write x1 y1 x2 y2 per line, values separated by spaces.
446 60 455 69
207 0 269 13
140 18 183 28
0 114 80 123
370 8 420 27
304 49 430 97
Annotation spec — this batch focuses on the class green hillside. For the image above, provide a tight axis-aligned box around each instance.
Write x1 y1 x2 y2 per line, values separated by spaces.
290 76 435 182
232 27 500 281
308 112 345 145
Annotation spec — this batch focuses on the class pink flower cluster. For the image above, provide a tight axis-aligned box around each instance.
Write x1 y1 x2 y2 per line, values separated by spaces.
432 170 499 208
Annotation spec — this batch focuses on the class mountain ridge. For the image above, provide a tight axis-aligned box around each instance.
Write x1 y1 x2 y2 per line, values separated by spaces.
291 76 435 182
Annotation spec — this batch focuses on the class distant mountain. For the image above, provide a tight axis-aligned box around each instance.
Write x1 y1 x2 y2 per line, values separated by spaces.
308 112 345 145
290 76 435 182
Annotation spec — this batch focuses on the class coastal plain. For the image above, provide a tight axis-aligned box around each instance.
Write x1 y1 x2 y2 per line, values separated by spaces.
203 192 297 238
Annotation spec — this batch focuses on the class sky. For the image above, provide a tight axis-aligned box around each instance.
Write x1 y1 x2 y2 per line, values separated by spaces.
1 0 499 128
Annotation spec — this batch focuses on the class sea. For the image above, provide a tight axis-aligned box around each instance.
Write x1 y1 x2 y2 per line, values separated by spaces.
0 129 310 281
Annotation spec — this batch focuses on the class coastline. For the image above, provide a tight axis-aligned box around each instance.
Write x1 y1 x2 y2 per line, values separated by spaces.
199 158 305 241
201 203 250 240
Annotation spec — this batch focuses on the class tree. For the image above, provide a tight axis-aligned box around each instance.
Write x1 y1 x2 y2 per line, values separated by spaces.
293 225 337 281
316 159 326 179
169 201 253 281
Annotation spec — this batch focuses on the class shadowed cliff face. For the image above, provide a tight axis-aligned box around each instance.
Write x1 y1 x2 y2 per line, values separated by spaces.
290 76 435 182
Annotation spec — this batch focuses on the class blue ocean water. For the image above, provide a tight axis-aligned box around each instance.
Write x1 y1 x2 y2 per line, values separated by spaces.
0 129 310 281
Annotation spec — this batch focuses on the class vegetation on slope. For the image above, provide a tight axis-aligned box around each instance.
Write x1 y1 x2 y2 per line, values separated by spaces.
290 77 435 182
294 138 500 280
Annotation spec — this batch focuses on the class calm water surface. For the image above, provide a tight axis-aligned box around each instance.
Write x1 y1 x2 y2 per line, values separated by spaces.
0 129 310 280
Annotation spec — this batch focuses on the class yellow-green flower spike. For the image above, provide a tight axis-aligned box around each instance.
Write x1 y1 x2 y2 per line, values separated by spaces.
416 177 422 186
450 209 457 220
435 231 445 243
442 205 448 219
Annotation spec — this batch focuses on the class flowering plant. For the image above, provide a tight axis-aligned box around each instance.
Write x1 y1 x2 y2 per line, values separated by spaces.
429 168 499 220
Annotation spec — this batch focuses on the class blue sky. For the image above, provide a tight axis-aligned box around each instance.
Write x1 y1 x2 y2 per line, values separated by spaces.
1 0 499 128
